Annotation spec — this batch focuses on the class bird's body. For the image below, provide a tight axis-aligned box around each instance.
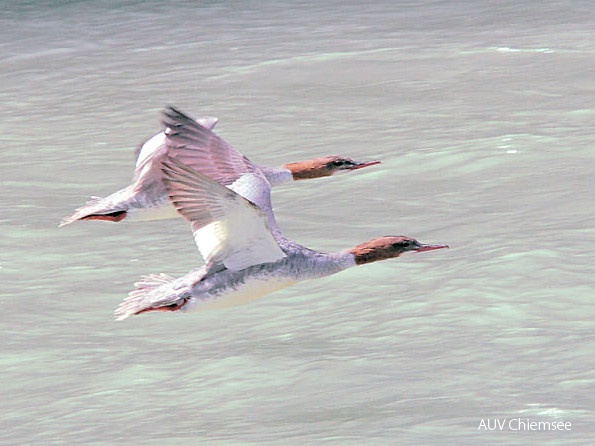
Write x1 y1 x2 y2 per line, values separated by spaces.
114 107 448 320
117 249 355 319
60 113 379 226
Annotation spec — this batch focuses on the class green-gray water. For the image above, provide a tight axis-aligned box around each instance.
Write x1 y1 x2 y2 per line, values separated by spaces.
2 1 593 444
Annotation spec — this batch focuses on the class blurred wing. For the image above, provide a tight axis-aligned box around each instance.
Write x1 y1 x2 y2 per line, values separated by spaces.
162 106 279 232
134 116 219 168
162 157 286 271
162 106 260 187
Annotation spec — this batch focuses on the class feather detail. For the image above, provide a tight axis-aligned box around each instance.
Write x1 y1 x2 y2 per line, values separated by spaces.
161 157 286 271
114 273 186 320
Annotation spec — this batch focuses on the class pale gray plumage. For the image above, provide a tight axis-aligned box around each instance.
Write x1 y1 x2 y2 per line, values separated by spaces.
114 108 447 320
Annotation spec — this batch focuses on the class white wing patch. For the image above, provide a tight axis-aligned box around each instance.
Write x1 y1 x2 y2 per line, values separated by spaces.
162 158 286 271
194 215 284 271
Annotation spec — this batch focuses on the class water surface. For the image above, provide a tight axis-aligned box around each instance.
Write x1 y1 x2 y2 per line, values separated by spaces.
1 1 594 444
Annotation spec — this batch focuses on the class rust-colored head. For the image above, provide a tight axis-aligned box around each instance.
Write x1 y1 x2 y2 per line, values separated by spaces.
284 155 380 180
348 236 449 265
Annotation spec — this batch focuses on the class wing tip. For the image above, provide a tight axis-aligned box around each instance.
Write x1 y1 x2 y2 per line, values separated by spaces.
162 105 196 130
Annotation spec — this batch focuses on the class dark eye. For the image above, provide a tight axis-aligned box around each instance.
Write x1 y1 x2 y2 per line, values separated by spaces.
393 240 412 249
331 160 345 167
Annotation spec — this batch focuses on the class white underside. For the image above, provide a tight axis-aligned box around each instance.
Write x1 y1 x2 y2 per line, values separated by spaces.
135 132 166 168
188 276 297 312
126 204 179 222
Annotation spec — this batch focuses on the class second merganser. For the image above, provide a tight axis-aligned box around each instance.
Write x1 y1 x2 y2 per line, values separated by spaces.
59 108 379 226
114 109 448 320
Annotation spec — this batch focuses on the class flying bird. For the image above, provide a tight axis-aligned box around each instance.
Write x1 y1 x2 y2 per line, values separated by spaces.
60 110 379 226
115 108 447 320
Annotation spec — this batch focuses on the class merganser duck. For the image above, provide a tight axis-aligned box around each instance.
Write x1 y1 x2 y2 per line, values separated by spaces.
59 109 379 226
114 108 448 320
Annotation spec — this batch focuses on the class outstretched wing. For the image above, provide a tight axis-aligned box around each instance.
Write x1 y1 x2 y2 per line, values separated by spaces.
133 116 219 170
161 157 286 271
161 106 280 233
162 106 259 186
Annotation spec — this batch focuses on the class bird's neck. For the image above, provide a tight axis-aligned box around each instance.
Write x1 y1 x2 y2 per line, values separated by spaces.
294 250 357 280
274 237 358 280
260 165 295 186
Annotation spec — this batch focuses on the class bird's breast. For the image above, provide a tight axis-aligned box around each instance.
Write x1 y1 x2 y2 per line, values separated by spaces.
188 274 297 312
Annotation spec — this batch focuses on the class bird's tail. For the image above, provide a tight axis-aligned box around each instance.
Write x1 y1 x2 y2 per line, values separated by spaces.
59 195 128 227
115 273 189 321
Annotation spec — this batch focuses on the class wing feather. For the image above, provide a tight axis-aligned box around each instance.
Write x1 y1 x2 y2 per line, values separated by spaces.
133 116 219 170
161 157 286 271
161 106 280 233
162 106 259 187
